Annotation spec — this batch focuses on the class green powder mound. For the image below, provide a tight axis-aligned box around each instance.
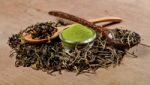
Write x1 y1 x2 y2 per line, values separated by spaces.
61 24 94 42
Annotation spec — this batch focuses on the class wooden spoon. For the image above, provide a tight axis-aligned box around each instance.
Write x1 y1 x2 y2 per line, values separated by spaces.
23 17 122 44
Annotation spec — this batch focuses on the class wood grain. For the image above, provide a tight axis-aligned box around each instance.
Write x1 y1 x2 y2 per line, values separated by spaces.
0 0 150 85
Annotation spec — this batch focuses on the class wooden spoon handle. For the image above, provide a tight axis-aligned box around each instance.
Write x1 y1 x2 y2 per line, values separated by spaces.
90 17 122 24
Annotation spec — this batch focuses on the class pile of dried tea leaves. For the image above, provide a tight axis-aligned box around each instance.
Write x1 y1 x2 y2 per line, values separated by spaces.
8 20 140 75
110 29 141 47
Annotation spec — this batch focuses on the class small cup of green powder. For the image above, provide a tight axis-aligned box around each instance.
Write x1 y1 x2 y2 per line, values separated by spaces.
59 24 96 49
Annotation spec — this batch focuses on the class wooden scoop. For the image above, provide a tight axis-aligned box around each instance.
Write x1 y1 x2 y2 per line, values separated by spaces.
23 17 122 44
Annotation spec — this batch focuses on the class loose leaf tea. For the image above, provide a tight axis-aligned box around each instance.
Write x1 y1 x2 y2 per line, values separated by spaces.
23 21 64 39
8 20 140 75
109 29 141 47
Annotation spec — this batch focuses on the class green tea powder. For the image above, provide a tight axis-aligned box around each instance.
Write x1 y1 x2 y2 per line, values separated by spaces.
61 24 94 42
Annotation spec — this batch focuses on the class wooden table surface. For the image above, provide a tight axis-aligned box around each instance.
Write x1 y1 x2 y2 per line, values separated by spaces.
0 0 150 85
